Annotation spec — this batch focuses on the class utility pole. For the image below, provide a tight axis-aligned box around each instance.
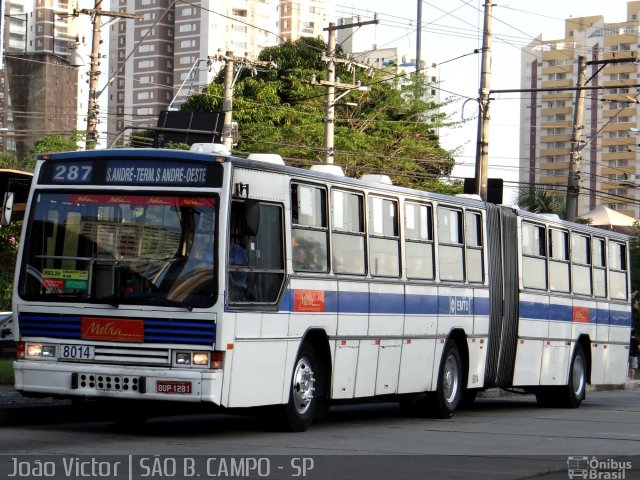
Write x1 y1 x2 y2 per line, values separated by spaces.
562 53 636 221
565 56 587 222
214 51 276 149
416 0 423 73
316 18 378 164
474 1 492 201
222 51 235 150
74 1 140 148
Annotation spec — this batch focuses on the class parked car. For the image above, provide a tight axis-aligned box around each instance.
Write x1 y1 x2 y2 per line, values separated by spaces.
0 312 15 359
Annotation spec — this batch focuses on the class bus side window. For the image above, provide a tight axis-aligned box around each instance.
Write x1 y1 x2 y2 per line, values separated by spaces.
405 202 434 280
229 201 285 304
331 189 365 275
437 206 463 282
571 233 592 296
549 228 570 292
465 210 484 283
368 196 399 277
521 222 547 290
609 241 628 300
593 238 607 298
291 183 328 272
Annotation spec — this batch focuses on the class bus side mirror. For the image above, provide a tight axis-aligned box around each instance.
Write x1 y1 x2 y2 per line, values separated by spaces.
243 200 260 236
1 192 14 226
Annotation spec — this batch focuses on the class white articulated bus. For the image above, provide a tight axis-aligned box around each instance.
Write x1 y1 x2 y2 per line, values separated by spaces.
4 145 631 431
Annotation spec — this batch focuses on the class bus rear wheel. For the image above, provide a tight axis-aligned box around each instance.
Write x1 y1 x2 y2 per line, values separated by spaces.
283 341 321 432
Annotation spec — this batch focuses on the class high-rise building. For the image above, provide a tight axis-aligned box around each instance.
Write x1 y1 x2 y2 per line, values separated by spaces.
1 0 107 153
107 0 332 147
520 1 640 218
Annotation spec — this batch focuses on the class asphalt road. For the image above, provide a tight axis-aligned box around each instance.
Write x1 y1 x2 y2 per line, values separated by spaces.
0 389 639 479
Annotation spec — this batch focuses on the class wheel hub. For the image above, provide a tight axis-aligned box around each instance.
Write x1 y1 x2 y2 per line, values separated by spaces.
292 357 316 414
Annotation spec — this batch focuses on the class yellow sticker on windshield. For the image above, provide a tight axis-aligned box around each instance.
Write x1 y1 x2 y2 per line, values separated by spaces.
43 269 89 280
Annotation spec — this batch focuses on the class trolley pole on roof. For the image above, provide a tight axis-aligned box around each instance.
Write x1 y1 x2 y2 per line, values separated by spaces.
474 1 492 201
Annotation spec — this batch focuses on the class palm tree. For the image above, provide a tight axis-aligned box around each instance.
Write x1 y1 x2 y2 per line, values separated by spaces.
517 184 566 218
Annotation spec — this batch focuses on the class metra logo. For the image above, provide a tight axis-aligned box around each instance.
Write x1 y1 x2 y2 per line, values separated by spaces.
449 296 471 315
81 317 144 342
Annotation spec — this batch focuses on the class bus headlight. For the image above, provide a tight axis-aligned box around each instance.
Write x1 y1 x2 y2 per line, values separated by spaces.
174 351 210 368
192 353 209 366
25 343 56 358
176 352 191 365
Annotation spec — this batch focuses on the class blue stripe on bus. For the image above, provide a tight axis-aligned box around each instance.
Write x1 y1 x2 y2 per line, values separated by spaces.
549 303 573 322
18 314 216 345
284 289 490 316
610 309 631 326
518 302 631 326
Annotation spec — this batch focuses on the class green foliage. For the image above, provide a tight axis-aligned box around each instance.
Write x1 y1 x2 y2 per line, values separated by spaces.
164 141 191 150
0 360 14 385
0 152 23 170
517 184 566 217
26 132 83 168
0 222 20 310
181 38 458 192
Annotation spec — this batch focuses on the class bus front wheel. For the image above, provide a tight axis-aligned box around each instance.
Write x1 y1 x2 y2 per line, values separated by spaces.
283 341 321 432
427 341 463 418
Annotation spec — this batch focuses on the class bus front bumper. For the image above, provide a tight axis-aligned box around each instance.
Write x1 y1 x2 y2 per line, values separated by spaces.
13 360 224 405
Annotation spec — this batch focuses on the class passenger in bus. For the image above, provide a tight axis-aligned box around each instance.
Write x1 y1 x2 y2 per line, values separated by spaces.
229 242 249 301
184 240 214 272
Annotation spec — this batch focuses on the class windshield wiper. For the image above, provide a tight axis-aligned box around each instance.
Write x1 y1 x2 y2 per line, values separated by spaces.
145 296 193 311
123 292 194 311
94 293 120 308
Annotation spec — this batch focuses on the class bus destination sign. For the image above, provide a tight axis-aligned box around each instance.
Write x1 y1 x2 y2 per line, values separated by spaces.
40 158 223 187
105 163 207 185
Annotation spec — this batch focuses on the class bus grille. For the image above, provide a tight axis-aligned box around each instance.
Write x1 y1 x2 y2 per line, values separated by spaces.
18 313 216 345
92 345 170 365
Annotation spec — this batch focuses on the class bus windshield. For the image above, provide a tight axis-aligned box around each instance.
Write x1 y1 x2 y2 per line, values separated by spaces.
18 192 218 309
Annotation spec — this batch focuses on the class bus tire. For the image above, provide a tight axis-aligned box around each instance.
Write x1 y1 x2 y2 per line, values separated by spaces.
561 343 587 408
428 341 463 418
283 341 321 432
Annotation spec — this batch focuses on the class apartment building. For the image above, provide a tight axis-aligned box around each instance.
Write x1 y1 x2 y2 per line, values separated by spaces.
520 1 640 218
107 0 332 146
1 0 104 153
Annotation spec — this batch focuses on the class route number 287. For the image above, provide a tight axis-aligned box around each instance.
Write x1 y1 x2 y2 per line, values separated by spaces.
53 165 92 182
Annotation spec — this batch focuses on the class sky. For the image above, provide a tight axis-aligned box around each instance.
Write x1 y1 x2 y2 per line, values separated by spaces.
335 0 631 203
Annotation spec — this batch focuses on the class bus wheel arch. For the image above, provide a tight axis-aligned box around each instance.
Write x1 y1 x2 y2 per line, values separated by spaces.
576 335 592 386
536 337 589 409
428 329 468 418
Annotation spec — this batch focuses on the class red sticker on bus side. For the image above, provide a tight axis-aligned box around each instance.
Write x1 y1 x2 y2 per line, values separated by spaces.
294 290 325 313
81 317 144 342
572 307 590 323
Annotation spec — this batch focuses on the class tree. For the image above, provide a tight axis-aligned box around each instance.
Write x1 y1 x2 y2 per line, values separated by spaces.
181 38 461 194
26 132 83 169
517 184 566 217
